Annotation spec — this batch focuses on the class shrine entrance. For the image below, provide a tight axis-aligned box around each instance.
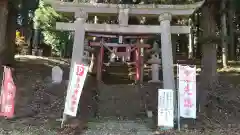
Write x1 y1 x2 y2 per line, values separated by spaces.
88 33 151 85
49 0 204 127
87 33 153 118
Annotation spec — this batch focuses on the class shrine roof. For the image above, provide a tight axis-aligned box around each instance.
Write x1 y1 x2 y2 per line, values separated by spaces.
46 0 205 16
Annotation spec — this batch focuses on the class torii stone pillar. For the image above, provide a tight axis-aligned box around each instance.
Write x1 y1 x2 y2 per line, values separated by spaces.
69 11 87 80
159 13 176 122
62 11 87 126
159 13 175 90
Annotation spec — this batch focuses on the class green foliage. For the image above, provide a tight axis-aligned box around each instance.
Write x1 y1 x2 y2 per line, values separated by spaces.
33 0 203 56
234 0 240 12
34 0 73 56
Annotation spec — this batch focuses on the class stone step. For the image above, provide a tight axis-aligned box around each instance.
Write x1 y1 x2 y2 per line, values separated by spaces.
82 119 153 135
98 84 142 118
105 65 129 72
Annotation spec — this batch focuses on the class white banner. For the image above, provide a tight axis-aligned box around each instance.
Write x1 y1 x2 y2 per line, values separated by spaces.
178 65 196 119
63 63 88 117
158 89 174 127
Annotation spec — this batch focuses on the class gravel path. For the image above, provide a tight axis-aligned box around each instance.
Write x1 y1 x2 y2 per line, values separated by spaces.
82 118 153 135
0 56 238 135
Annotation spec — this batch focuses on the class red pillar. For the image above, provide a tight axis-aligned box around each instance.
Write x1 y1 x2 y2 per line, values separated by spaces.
97 45 104 82
139 47 144 83
135 48 140 82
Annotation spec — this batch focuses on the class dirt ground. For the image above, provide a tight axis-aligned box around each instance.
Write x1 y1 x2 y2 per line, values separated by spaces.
0 56 239 134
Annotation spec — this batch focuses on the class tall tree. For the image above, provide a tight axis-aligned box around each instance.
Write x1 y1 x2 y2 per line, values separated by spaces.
221 0 228 68
228 0 236 60
5 1 18 66
0 0 9 66
20 0 30 39
0 0 19 67
199 0 218 114
19 0 39 54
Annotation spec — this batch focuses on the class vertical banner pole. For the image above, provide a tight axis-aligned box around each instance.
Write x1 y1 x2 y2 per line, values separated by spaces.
177 64 181 131
61 114 66 128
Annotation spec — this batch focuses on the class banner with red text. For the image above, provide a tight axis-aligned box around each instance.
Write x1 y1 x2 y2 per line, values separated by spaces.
63 63 88 117
0 66 16 118
178 65 196 119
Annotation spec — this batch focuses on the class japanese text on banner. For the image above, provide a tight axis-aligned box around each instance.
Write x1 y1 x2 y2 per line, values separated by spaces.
63 63 88 117
178 65 196 119
0 66 16 118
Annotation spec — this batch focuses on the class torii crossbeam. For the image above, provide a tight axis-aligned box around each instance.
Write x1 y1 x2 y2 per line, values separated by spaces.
56 23 191 34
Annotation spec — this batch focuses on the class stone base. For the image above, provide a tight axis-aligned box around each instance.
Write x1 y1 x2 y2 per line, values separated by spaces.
146 110 153 118
148 80 162 83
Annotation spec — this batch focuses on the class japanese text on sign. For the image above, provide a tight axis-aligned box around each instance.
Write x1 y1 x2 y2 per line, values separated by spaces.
158 89 174 127
0 66 16 118
178 65 196 119
63 63 88 117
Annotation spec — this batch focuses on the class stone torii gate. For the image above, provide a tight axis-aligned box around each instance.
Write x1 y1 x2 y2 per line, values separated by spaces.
48 0 204 92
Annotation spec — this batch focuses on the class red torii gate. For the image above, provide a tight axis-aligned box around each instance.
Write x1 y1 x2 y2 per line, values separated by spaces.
87 33 151 83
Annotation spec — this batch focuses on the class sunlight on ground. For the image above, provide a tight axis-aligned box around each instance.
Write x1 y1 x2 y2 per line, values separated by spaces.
192 61 240 74
15 55 240 74
218 66 240 73
5 55 240 135
15 55 70 65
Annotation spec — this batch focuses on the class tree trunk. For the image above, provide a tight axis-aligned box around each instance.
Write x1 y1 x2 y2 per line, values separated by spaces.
228 0 236 60
0 0 9 66
199 2 218 114
32 28 40 56
21 0 33 54
5 2 18 66
32 29 40 49
221 0 228 68
20 0 29 37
